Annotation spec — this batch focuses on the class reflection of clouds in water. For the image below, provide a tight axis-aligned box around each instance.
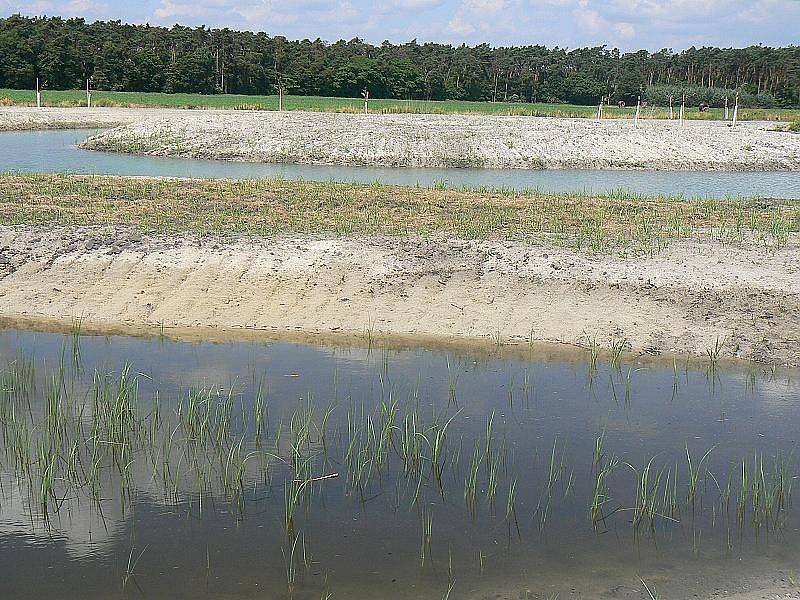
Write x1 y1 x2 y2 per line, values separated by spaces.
0 457 276 564
133 342 389 410
0 330 454 410
0 468 208 562
0 473 123 561
718 368 800 414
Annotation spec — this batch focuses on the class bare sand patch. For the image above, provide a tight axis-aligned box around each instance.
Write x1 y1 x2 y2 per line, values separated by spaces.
0 225 797 366
0 106 186 131
2 106 797 171
79 110 800 171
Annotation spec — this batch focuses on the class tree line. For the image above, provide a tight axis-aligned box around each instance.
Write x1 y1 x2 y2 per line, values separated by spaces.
1 14 798 107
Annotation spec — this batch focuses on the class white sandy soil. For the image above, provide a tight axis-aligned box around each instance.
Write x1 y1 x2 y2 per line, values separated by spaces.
0 106 185 131
0 226 797 366
79 110 800 170
0 106 797 170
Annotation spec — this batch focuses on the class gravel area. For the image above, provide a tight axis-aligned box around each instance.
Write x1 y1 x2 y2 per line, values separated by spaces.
76 110 800 171
2 106 797 170
0 106 186 131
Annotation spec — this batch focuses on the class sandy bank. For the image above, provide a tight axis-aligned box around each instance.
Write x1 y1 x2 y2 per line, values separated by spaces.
2 106 797 171
0 225 797 365
0 106 185 131
78 110 800 171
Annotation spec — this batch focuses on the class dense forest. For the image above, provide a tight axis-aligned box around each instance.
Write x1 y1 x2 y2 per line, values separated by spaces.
0 14 798 107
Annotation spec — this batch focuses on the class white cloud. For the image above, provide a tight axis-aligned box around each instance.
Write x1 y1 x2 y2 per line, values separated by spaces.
154 0 237 19
14 0 55 11
446 15 475 35
66 0 92 12
573 6 605 33
614 22 635 38
462 0 508 9
2 0 109 17
395 0 443 7
149 0 367 37
442 0 520 41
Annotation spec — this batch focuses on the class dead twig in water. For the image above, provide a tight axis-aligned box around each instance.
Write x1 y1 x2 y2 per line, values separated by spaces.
293 473 339 483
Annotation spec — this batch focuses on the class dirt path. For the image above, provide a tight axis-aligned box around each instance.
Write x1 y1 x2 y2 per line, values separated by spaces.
1 225 797 366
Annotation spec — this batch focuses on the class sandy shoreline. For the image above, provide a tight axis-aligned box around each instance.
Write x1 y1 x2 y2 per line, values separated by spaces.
0 106 181 131
1 106 798 170
81 110 800 171
1 224 797 366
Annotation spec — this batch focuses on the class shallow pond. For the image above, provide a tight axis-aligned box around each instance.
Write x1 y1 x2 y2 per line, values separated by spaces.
1 327 799 598
2 129 800 199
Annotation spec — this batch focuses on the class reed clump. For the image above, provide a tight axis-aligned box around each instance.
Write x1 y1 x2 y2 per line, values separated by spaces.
0 333 797 585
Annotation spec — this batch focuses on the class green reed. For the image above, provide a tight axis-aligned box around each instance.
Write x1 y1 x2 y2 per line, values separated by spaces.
686 445 714 509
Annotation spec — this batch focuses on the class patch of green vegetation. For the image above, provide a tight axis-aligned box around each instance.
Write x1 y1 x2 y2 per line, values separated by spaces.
1 88 798 122
2 351 794 547
1 174 796 255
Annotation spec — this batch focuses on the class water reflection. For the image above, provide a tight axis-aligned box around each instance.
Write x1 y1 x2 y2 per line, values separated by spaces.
0 472 124 560
0 327 799 599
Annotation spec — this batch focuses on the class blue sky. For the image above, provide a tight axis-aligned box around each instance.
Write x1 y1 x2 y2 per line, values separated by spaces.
2 0 798 50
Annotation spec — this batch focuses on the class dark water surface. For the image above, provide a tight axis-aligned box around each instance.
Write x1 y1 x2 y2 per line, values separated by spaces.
1 328 799 598
2 129 799 199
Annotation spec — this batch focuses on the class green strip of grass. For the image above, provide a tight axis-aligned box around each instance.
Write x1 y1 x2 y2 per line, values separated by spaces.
1 174 796 255
2 88 798 122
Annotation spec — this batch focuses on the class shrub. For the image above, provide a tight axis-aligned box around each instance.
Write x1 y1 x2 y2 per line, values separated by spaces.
644 84 777 108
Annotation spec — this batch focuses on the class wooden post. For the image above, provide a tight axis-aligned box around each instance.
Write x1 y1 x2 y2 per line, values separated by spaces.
36 77 41 108
724 96 729 121
278 85 283 112
634 95 641 126
679 94 685 126
86 79 91 108
732 92 739 128
669 95 674 120
362 88 369 114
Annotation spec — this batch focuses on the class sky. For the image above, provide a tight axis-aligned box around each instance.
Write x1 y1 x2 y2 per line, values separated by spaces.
2 0 798 51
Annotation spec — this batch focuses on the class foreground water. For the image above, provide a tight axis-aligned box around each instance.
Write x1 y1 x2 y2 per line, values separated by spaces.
2 129 800 199
1 327 799 599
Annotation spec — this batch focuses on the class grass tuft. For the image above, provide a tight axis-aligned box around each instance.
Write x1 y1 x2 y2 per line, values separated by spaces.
1 174 796 255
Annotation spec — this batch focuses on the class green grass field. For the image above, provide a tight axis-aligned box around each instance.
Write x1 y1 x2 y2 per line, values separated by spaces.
2 88 798 122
